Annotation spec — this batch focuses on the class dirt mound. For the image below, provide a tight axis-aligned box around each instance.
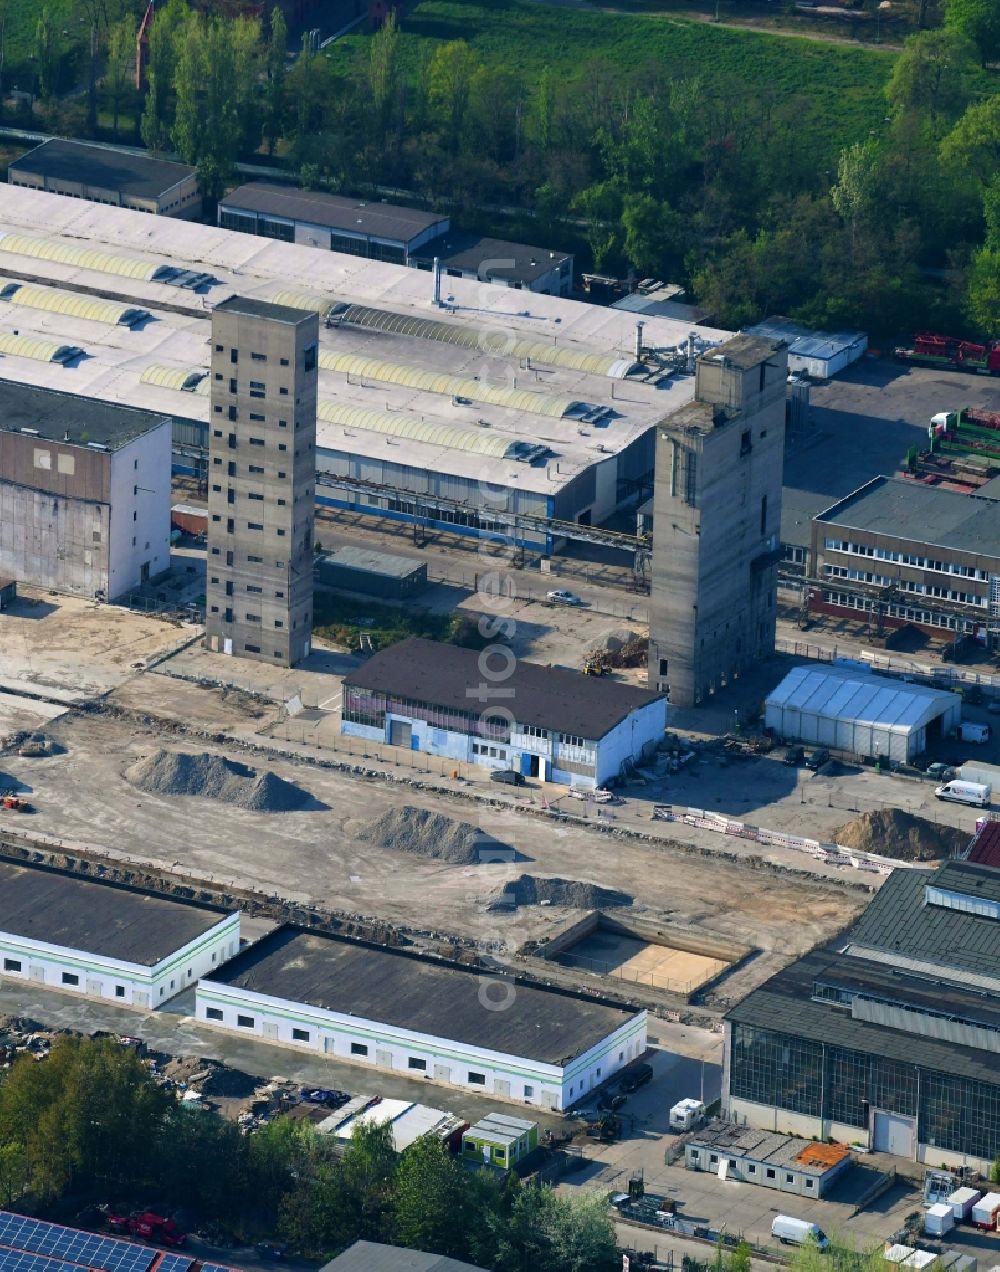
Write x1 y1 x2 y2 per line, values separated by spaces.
487 874 632 911
359 805 508 864
126 750 310 813
833 808 968 862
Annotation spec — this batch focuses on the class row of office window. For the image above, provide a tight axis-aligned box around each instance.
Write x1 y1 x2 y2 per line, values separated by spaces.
822 565 988 608
822 590 973 632
823 538 992 581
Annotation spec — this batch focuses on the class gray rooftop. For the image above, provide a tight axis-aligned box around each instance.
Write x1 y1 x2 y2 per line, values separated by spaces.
687 1120 849 1175
846 866 1000 981
932 860 1000 905
727 947 1000 1087
220 183 448 244
746 317 866 363
213 295 316 325
205 926 639 1066
344 637 664 740
411 232 572 285
10 138 194 199
323 546 425 578
322 1241 488 1272
0 379 170 450
816 476 1000 560
702 333 784 371
468 1112 537 1146
0 861 232 966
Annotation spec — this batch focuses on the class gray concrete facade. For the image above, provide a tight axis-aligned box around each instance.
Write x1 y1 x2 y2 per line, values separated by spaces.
204 298 318 667
648 336 788 707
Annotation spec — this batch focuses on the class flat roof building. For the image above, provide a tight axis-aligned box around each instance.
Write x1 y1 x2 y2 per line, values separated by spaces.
342 635 665 789
684 1122 851 1198
316 545 427 599
0 380 172 599
724 857 1000 1172
197 925 647 1111
322 1243 488 1272
745 317 867 379
218 183 449 263
811 476 1000 647
0 861 239 1008
9 139 200 219
410 232 574 297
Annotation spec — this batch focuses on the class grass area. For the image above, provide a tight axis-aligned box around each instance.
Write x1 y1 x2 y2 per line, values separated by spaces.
338 0 896 153
312 589 486 653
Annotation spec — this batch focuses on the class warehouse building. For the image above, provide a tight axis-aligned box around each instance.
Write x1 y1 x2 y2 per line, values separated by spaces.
764 663 960 763
197 925 647 1111
648 335 788 708
724 856 1000 1172
341 635 666 788
218 183 449 263
745 317 867 379
0 187 730 552
409 232 574 297
0 861 239 1007
9 139 200 218
317 545 427 598
811 476 1000 647
684 1123 851 1198
0 380 172 598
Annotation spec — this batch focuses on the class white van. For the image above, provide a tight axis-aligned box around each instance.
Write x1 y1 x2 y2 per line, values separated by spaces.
959 722 990 744
771 1216 829 1250
935 779 992 808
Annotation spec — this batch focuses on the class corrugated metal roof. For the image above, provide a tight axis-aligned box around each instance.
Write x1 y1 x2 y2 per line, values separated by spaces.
271 289 637 379
0 232 160 281
745 317 866 363
0 331 81 363
765 665 957 733
318 350 576 418
316 400 514 458
139 364 207 392
968 822 1000 869
0 280 146 326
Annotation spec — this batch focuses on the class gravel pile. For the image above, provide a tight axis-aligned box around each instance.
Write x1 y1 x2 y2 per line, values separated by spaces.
833 808 968 862
126 750 309 813
359 805 507 864
487 873 632 911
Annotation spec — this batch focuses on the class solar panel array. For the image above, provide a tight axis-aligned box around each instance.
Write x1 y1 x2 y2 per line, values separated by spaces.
0 1214 156 1272
0 1247 85 1272
150 1255 193 1272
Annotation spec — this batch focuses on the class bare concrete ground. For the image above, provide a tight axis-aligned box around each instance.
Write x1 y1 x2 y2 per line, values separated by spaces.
2 705 864 1004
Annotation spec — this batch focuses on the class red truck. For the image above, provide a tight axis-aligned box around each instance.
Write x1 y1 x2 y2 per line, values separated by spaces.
895 333 1000 375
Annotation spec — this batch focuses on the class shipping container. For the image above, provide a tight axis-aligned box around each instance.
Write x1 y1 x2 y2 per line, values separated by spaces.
971 1193 1000 1229
948 1187 982 1221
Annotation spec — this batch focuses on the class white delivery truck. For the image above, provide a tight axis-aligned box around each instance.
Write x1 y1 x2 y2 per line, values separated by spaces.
771 1216 829 1249
959 722 991 744
935 780 992 808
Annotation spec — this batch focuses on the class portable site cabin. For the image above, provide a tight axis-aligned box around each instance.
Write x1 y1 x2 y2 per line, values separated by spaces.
764 665 961 764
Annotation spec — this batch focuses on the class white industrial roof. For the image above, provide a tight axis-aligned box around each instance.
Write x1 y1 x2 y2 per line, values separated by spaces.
333 1099 458 1152
765 665 958 735
0 187 733 497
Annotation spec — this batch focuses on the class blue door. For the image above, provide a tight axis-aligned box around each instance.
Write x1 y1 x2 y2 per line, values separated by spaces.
520 752 532 777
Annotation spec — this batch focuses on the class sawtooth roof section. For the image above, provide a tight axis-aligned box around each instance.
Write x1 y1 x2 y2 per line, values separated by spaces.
0 280 147 326
0 232 160 282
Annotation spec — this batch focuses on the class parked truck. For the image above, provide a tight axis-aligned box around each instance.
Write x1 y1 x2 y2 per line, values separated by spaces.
896 334 1000 375
959 722 991 744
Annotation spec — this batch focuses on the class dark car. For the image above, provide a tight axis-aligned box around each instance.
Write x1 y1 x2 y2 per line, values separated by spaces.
781 745 804 766
490 769 525 786
619 1062 654 1093
804 748 830 771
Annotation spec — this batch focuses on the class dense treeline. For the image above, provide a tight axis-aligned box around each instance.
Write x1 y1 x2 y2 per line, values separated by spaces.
22 0 1000 338
0 1037 618 1269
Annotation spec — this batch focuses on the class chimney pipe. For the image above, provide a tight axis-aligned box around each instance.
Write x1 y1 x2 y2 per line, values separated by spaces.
687 330 697 372
635 320 645 362
433 257 442 308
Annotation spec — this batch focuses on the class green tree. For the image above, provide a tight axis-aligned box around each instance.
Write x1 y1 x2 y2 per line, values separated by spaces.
621 192 679 278
34 9 61 101
140 0 187 151
105 13 137 141
0 1141 28 1207
341 1120 398 1241
426 39 481 150
886 29 979 135
573 181 620 273
392 1136 484 1260
945 0 1000 65
990 1154 1000 1184
830 138 881 253
941 95 1000 187
369 8 399 135
967 246 1000 334
263 6 287 157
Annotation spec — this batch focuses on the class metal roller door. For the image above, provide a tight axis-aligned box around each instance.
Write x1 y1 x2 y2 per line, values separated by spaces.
872 1110 916 1157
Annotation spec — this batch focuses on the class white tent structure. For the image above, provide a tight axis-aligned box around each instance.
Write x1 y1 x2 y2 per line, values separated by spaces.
765 665 961 763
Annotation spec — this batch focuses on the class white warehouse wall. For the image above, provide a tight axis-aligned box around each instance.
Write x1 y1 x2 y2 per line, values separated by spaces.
107 422 172 599
0 912 239 1009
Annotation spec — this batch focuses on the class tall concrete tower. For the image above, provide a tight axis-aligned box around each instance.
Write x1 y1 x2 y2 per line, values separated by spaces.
647 335 788 708
204 296 318 667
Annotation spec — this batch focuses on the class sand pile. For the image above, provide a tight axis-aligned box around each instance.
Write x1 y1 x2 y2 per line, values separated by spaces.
833 808 968 862
488 874 632 911
126 750 310 812
359 805 508 864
